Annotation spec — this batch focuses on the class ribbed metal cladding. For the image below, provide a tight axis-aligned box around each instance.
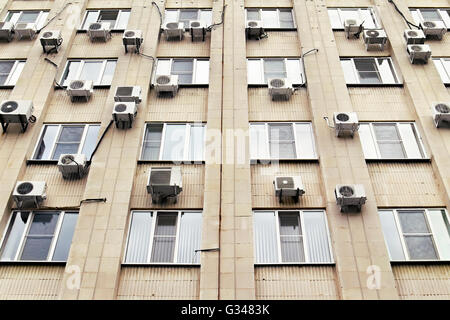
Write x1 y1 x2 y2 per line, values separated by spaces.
246 31 300 57
255 266 338 300
251 163 324 208
0 265 65 300
69 34 123 58
45 89 108 123
248 88 310 121
367 162 445 207
158 36 210 57
130 164 204 208
117 266 200 300
147 89 208 122
334 32 389 57
392 265 450 300
0 89 11 101
349 87 413 121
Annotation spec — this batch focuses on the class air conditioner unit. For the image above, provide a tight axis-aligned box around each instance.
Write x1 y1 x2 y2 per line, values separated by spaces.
189 20 206 42
268 78 294 101
114 86 142 104
13 181 47 209
88 22 111 42
154 75 179 97
333 112 359 137
432 102 450 128
363 29 387 50
112 101 137 129
420 20 447 40
273 176 305 203
40 30 63 53
403 29 426 45
123 29 143 53
335 184 367 212
66 80 94 102
147 166 183 204
15 23 37 40
246 20 264 39
57 154 87 179
163 22 184 41
0 22 14 42
0 100 34 133
344 19 362 38
407 44 431 64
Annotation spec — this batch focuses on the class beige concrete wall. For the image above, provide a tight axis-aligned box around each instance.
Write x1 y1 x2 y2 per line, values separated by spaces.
247 32 300 57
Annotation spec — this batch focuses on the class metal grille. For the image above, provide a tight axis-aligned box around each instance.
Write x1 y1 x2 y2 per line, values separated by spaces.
1 101 18 113
150 170 171 185
276 177 294 189
157 75 171 85
336 113 350 121
17 182 33 195
339 186 354 197
270 79 285 88
116 87 133 96
435 103 450 113
115 104 127 112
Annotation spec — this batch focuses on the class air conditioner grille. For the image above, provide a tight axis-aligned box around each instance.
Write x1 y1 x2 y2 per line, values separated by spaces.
17 182 33 195
70 81 85 89
191 22 201 28
157 75 171 85
89 23 102 30
410 45 423 52
270 79 285 88
116 87 133 96
1 101 18 113
16 23 28 29
276 177 294 189
367 30 379 37
166 22 179 29
423 21 436 28
407 31 418 37
248 21 258 27
435 103 450 113
347 19 358 25
339 186 354 197
124 31 135 37
150 170 171 185
115 104 127 112
336 113 350 121
42 32 53 38
61 155 74 165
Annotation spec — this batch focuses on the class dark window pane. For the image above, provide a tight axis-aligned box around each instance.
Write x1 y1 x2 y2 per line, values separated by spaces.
34 125 59 160
373 124 400 140
0 212 29 261
28 213 59 235
378 142 405 158
81 125 100 159
18 11 40 23
52 143 81 160
151 213 177 262
398 211 430 233
98 10 118 28
404 236 437 260
0 61 15 74
279 213 301 236
280 237 304 262
142 124 163 160
52 213 78 261
20 237 53 261
58 126 84 142
247 9 260 20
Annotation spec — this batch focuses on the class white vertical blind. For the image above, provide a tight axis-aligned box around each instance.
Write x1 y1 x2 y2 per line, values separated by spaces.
177 212 202 263
0 212 29 261
340 59 358 84
358 124 378 159
294 123 316 159
247 59 263 85
195 60 210 84
151 213 178 263
379 210 406 261
428 209 450 260
249 124 269 159
125 211 153 263
253 211 279 263
397 123 423 159
303 211 332 263
286 59 303 85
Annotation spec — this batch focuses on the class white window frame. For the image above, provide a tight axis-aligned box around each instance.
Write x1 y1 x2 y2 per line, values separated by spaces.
0 210 78 262
123 210 203 265
140 122 206 161
3 10 49 30
359 122 427 160
32 123 100 161
79 9 131 30
253 210 334 265
433 58 450 85
409 8 450 29
163 8 213 28
341 57 401 85
154 58 210 85
250 122 317 160
0 60 26 87
60 59 117 87
247 58 305 85
327 7 381 30
380 208 450 262
245 8 296 29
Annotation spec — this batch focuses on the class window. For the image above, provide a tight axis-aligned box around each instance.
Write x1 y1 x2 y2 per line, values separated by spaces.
245 8 295 29
164 9 212 29
358 122 426 160
409 8 450 29
0 60 25 87
433 58 450 84
254 210 333 264
80 9 131 30
124 211 202 264
33 124 100 161
154 58 209 85
247 58 304 85
4 10 49 30
250 123 316 160
141 123 206 161
379 209 450 261
327 7 380 30
61 59 117 87
340 58 400 85
0 211 78 262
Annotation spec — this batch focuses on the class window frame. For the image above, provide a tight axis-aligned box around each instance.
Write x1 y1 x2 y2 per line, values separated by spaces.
247 58 305 86
0 210 78 262
60 59 117 87
245 8 297 29
79 9 131 31
154 58 210 86
140 122 206 162
409 8 450 29
380 208 450 262
340 57 401 86
31 123 100 161
3 10 49 30
253 210 334 265
327 7 381 30
163 8 213 29
123 210 203 265
0 60 26 87
432 58 450 85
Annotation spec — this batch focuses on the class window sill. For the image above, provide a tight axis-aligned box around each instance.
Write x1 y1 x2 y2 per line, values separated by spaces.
121 263 200 267
263 28 298 32
26 159 92 165
365 158 431 163
76 29 125 33
251 159 319 164
137 160 205 165
346 83 404 88
247 84 305 88
0 260 67 266
0 85 14 89
255 262 335 267
390 260 450 265
55 85 112 90
151 84 209 88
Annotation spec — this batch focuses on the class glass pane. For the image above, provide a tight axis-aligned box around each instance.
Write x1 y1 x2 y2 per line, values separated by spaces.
377 142 405 158
253 211 279 264
142 124 163 160
377 58 397 84
404 236 437 260
280 237 304 262
339 9 359 26
194 60 209 85
379 210 405 260
246 9 260 21
428 209 450 260
58 126 84 143
286 59 303 85
81 125 100 159
81 11 99 29
354 59 381 84
279 9 294 28
360 9 377 29
52 144 81 160
249 124 269 159
270 142 296 159
420 9 441 21
398 210 430 233
0 212 29 261
269 124 294 141
6 61 25 86
18 11 40 23
189 125 204 161
172 60 193 84
52 213 78 261
264 59 286 82
98 10 118 29
261 9 278 28
0 61 14 75
116 10 130 29
163 10 178 24
327 9 342 29
79 61 103 84
295 123 316 159
28 213 59 235
100 61 116 85
373 124 400 140
341 59 358 84
177 212 202 263
279 212 301 236
303 211 332 263
162 124 186 160
179 9 198 27
269 124 295 159
151 213 177 263
34 125 59 160
62 61 81 86
433 59 450 83
125 211 153 263
20 237 53 261
397 123 423 159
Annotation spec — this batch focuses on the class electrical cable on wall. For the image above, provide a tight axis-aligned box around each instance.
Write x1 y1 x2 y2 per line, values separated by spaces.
39 2 72 31
151 1 163 28
43 57 65 89
387 0 420 30
87 120 114 164
206 4 227 31
296 48 319 89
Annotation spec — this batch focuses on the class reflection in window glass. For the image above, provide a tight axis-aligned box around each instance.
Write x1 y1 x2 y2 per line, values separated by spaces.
52 213 78 261
81 125 100 159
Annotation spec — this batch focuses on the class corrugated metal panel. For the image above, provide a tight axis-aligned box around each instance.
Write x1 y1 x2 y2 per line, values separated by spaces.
251 163 324 208
44 89 108 123
392 264 450 300
349 87 414 121
0 265 65 300
246 32 300 57
246 0 293 7
165 0 212 8
158 36 210 57
22 164 88 208
69 34 124 58
334 32 389 57
130 164 204 209
0 89 11 101
147 89 208 122
255 266 338 300
367 162 445 207
117 266 200 299
248 88 310 121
